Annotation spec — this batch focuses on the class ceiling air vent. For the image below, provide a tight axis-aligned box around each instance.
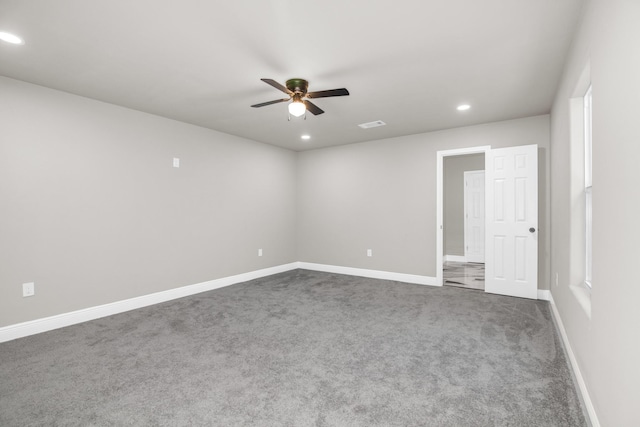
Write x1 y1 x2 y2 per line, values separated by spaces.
358 120 386 129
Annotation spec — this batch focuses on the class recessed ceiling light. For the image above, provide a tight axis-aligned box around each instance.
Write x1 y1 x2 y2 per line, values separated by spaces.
301 135 311 140
0 31 25 45
457 104 471 111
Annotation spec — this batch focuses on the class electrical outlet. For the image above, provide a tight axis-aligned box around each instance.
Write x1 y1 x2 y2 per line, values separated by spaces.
22 282 35 297
258 249 263 257
367 249 372 257
173 157 180 168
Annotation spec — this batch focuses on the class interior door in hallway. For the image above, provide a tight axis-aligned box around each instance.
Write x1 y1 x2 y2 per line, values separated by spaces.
464 170 485 263
485 144 538 299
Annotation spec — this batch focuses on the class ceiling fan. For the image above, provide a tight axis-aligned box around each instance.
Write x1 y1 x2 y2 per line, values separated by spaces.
251 78 349 117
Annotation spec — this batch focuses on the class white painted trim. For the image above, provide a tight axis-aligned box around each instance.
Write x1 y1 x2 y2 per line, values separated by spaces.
437 146 491 287
0 262 438 343
0 263 298 343
444 255 468 263
548 293 600 427
298 262 438 286
570 284 592 319
537 289 551 301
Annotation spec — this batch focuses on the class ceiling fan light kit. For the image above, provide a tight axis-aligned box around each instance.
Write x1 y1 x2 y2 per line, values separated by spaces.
288 100 306 117
251 78 349 119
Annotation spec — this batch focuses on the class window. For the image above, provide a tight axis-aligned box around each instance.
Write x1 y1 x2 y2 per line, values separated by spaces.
584 85 592 287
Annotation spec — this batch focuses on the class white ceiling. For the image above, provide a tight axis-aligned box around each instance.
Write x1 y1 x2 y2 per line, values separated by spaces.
0 0 583 151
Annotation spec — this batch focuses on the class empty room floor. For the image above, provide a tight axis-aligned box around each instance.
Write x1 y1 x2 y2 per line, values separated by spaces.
0 270 586 426
444 261 485 290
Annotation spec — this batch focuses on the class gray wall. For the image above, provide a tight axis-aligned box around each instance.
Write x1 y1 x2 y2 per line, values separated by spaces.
443 154 484 257
297 115 550 284
0 77 553 329
550 0 640 425
0 76 297 327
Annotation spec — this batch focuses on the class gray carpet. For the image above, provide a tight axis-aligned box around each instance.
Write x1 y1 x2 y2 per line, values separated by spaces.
0 269 586 426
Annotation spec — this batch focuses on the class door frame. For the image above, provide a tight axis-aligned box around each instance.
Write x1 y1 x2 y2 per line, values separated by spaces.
436 146 491 286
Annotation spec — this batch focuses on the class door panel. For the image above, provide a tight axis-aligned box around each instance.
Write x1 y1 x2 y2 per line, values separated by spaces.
485 145 538 299
494 236 505 278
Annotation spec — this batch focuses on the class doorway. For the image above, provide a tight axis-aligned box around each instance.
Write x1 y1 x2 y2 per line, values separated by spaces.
436 144 539 299
441 153 486 290
436 146 489 287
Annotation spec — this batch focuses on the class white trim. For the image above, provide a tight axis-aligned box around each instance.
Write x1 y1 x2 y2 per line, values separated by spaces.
537 289 551 301
298 262 438 286
437 146 491 286
0 263 298 343
548 293 600 427
0 262 437 343
444 255 468 263
570 284 592 319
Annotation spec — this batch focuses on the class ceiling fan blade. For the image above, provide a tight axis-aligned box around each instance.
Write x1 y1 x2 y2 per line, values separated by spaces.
251 98 290 108
261 78 292 94
306 88 350 99
303 100 325 115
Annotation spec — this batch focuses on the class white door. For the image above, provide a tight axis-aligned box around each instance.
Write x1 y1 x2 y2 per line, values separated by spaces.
464 170 485 263
485 144 538 299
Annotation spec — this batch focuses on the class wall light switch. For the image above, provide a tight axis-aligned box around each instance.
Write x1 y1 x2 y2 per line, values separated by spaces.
258 249 263 257
22 282 35 297
173 158 180 168
367 249 373 257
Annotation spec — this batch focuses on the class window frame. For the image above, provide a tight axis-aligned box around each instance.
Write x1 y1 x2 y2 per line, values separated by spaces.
584 85 593 288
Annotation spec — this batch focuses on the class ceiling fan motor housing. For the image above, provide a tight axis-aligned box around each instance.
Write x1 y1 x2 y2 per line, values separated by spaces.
286 78 309 95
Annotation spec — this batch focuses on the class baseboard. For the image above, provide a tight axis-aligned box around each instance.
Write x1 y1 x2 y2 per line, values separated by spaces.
537 289 551 301
0 263 298 343
444 255 467 263
548 293 600 427
298 262 438 286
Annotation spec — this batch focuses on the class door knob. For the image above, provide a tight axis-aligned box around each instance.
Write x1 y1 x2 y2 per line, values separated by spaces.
529 227 536 233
